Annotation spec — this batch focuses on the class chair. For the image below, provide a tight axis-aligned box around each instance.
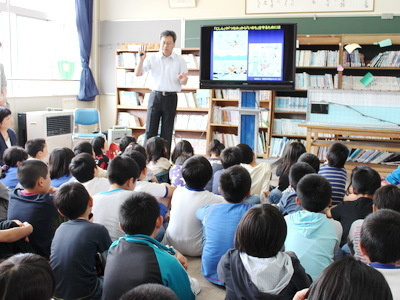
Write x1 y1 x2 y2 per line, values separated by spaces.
72 108 105 142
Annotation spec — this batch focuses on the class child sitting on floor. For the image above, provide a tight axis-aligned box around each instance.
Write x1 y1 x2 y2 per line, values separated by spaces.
146 137 171 183
218 204 311 298
91 136 109 170
197 165 253 285
0 146 28 189
25 138 48 161
49 147 75 188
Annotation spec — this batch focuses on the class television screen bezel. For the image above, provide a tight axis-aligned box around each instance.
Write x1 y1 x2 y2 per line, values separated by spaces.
199 23 297 91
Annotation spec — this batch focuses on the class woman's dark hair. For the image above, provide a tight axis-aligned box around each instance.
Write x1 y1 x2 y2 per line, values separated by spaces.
234 204 286 258
307 256 393 300
49 147 75 179
280 141 306 176
146 137 168 163
170 140 194 164
0 107 12 124
91 136 106 156
0 253 56 300
207 139 225 157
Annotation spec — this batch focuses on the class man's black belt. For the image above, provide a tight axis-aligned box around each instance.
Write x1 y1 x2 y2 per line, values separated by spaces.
152 91 177 96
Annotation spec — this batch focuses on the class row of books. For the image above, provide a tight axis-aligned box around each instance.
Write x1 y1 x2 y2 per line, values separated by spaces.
342 76 400 91
117 69 200 89
347 149 399 164
274 97 308 112
296 50 339 67
269 138 306 158
214 89 241 100
273 119 306 136
342 50 365 67
182 54 201 69
119 91 210 108
212 132 239 148
368 51 400 68
171 138 207 155
118 112 142 128
295 73 338 90
212 106 240 125
175 114 208 131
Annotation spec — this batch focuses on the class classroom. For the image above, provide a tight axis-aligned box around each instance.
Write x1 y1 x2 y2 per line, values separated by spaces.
0 0 399 299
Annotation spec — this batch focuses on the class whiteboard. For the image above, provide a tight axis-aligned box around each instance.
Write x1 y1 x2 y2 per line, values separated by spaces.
246 0 374 14
307 89 400 128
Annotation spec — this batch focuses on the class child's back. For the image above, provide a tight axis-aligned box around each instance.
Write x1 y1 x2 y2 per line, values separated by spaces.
196 166 253 285
318 142 349 205
212 147 242 194
8 160 57 258
50 182 111 299
163 156 223 256
284 174 342 280
102 192 194 300
0 146 28 189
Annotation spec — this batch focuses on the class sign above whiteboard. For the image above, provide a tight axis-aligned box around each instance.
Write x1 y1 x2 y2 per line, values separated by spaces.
246 0 374 14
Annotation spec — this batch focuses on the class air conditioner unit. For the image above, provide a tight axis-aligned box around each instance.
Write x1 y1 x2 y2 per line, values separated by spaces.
18 111 73 152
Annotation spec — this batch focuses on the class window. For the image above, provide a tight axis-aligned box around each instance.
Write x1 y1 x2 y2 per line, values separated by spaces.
0 0 81 96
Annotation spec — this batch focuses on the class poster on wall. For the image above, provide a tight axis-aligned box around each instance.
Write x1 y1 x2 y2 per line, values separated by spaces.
246 0 374 14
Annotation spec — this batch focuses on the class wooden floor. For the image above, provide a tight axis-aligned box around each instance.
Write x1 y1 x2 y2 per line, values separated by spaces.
187 256 226 299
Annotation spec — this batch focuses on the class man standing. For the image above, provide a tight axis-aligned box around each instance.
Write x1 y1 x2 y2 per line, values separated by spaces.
135 30 188 155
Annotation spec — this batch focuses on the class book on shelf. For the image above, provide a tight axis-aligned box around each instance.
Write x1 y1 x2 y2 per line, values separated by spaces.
296 50 339 67
214 89 241 100
256 90 272 101
342 50 365 67
342 76 400 91
186 75 200 89
258 131 269 155
368 51 400 68
182 53 199 69
346 148 397 164
117 112 142 128
138 91 209 109
119 91 142 106
274 97 308 112
259 110 269 127
212 106 240 125
295 73 337 90
116 70 149 88
117 52 139 68
212 132 239 148
195 89 210 108
175 114 208 131
270 138 306 158
273 119 306 136
317 146 329 161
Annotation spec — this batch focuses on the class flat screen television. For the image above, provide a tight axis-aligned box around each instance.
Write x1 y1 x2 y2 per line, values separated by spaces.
200 23 297 91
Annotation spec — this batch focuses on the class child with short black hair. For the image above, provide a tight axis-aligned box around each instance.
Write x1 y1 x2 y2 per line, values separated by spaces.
297 152 320 173
69 153 110 196
205 139 225 192
169 153 192 187
196 165 253 285
318 142 349 205
327 165 381 247
236 143 272 199
25 138 48 161
73 141 107 178
123 149 174 224
218 204 311 298
0 146 28 189
91 136 109 170
212 146 242 194
163 155 223 256
278 162 316 215
102 192 194 300
49 147 75 188
50 182 111 300
285 174 342 280
348 185 400 263
92 155 140 241
8 160 58 258
120 284 178 300
0 253 56 300
360 209 400 299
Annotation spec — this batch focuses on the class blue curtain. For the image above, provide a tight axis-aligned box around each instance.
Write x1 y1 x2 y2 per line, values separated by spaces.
75 0 99 101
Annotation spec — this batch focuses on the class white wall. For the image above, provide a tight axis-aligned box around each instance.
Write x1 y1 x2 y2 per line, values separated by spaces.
100 0 400 21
